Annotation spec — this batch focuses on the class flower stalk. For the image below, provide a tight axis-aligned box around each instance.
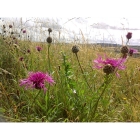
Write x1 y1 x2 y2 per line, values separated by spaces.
75 52 92 91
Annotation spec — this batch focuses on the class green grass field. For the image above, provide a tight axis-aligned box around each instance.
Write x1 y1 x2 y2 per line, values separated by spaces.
1 21 140 122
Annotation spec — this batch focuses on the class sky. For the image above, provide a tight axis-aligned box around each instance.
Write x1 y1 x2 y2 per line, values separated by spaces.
1 0 140 45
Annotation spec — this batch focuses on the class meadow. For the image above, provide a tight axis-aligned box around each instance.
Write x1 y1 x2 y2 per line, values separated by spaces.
1 19 140 122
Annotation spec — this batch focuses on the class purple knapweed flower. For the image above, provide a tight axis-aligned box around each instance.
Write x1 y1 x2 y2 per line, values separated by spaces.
27 49 31 53
36 46 42 52
19 57 24 61
23 30 26 33
93 55 126 77
19 71 55 93
129 48 138 56
126 32 132 40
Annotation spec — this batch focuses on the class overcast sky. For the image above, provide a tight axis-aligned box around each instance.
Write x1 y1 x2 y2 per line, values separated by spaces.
1 0 140 27
1 0 140 45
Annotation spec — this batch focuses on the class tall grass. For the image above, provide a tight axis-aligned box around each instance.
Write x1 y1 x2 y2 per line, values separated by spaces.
1 18 140 122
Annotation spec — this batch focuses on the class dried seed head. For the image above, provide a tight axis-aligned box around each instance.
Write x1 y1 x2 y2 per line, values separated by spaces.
47 37 52 43
121 46 129 54
103 64 115 75
72 45 79 53
48 28 52 34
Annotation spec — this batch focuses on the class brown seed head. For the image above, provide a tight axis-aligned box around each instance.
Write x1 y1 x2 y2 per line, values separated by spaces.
47 37 52 43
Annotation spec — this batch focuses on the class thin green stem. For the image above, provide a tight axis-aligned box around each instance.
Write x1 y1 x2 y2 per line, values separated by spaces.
31 90 41 107
48 43 51 74
75 53 92 91
90 75 112 120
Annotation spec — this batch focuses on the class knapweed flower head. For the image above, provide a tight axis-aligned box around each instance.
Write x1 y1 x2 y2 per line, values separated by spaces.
121 46 129 54
126 32 132 40
23 30 26 33
19 57 24 61
129 48 138 56
19 71 55 93
72 45 79 53
27 49 31 53
48 28 52 35
121 46 129 58
47 37 52 43
36 46 42 52
93 55 126 77
9 25 12 28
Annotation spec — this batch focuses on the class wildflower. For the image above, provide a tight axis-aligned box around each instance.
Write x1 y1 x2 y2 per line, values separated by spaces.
126 32 132 40
129 48 138 56
72 45 79 53
36 46 42 52
47 37 52 43
23 30 26 33
19 71 55 92
93 55 126 76
27 49 31 53
19 57 24 61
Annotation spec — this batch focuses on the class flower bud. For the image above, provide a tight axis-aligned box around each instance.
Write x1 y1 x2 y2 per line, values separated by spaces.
47 37 52 43
48 28 52 35
23 30 26 33
19 57 24 61
126 32 132 40
72 45 79 53
9 25 12 28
